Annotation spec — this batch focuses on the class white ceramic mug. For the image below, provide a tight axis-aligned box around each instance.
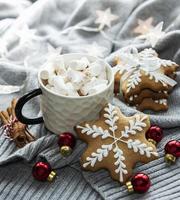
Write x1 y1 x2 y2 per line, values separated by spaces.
15 53 114 135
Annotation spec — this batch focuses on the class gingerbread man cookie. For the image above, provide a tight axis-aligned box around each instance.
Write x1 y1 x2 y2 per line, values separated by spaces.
75 103 158 184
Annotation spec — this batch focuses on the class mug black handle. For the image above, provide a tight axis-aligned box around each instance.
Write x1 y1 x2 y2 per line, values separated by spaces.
15 88 44 124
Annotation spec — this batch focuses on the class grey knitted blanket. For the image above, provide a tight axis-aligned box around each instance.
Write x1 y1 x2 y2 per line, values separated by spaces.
0 0 180 199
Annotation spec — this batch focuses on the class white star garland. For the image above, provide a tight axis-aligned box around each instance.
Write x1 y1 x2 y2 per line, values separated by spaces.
56 8 166 48
82 42 108 58
46 45 63 62
0 5 169 66
57 7 119 45
133 17 154 35
95 8 118 30
16 23 42 45
137 21 165 47
24 43 62 68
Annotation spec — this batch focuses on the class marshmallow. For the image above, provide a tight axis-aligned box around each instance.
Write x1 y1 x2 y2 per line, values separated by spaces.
40 64 55 80
66 68 85 83
66 82 79 96
51 86 66 95
68 57 89 71
80 77 108 95
40 69 56 80
53 76 68 95
52 56 66 75
40 70 51 80
48 74 57 86
88 83 107 95
42 56 108 96
88 61 104 76
85 61 107 80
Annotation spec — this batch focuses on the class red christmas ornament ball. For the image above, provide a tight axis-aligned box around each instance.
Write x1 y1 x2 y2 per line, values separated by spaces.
165 140 180 158
32 161 51 181
131 173 151 193
146 125 163 144
58 132 76 149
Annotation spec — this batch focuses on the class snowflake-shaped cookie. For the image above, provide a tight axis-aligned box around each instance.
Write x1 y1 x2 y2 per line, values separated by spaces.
75 103 158 184
114 48 178 98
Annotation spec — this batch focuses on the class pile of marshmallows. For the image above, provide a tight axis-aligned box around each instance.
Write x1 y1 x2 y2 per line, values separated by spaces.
40 56 108 96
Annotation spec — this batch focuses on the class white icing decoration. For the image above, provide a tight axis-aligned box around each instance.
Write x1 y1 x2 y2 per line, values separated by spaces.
83 144 113 167
155 99 167 105
104 104 119 132
127 70 141 93
113 146 128 182
146 71 177 86
114 47 177 93
159 59 177 67
139 48 158 57
129 96 133 101
127 139 158 157
121 115 147 138
77 124 110 139
77 103 157 183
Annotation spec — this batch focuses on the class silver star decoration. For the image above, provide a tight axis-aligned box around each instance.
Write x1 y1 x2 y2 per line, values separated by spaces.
24 43 62 68
83 42 108 58
133 17 154 35
16 23 41 45
46 44 62 62
95 8 118 30
138 21 165 47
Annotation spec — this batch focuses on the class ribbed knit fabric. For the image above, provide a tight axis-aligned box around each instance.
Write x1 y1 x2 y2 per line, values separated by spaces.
0 0 180 199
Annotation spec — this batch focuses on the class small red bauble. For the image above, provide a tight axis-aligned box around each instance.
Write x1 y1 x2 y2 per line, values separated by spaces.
165 140 180 164
146 125 163 145
165 140 180 157
58 132 76 156
126 173 151 193
58 132 76 148
32 161 56 181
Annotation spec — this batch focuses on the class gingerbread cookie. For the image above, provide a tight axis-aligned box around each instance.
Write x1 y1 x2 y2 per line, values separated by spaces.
135 98 168 111
114 69 171 96
121 70 170 98
113 47 178 111
124 89 168 105
75 103 158 184
116 48 178 78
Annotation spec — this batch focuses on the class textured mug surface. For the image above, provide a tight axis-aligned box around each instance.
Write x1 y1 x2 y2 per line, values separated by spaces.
38 53 114 135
